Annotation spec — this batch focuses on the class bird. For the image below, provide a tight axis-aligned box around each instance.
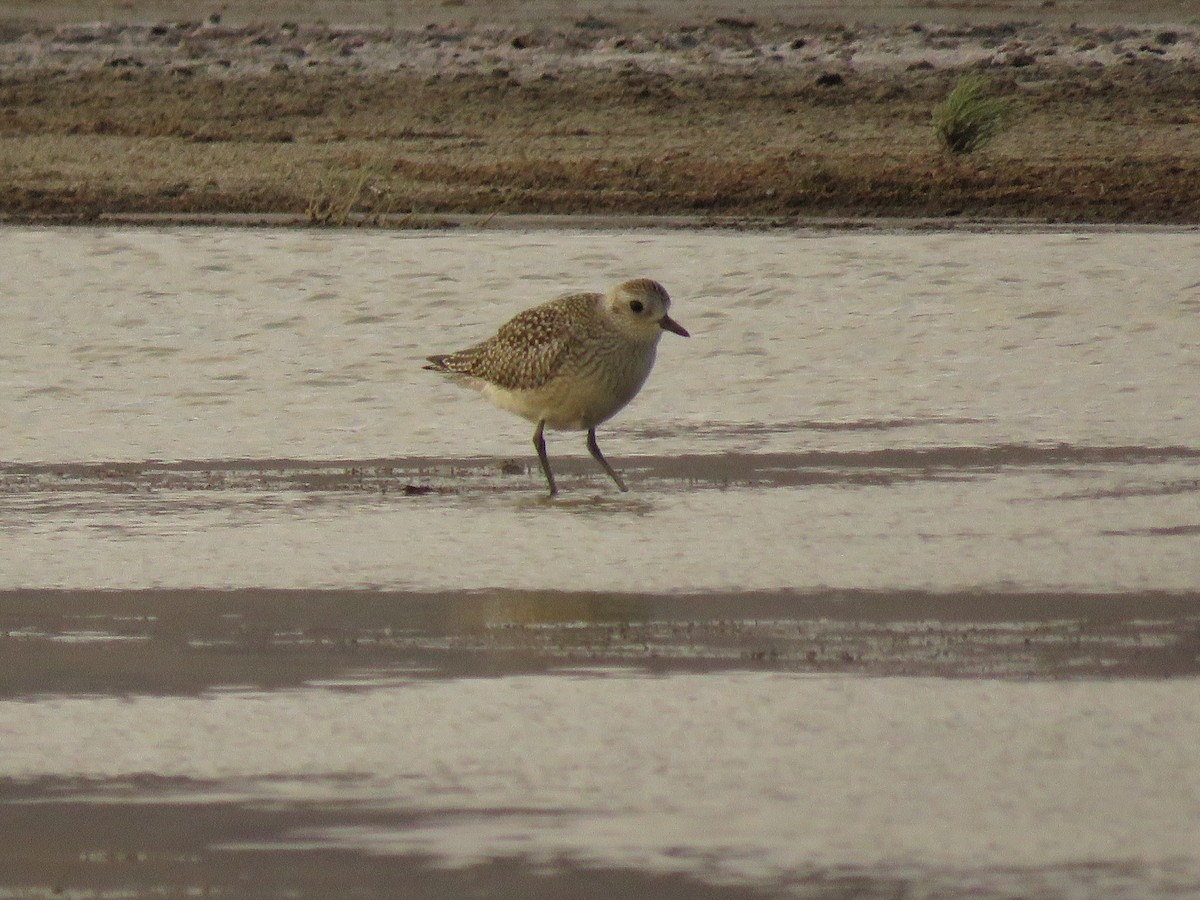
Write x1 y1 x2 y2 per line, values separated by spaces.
424 278 689 495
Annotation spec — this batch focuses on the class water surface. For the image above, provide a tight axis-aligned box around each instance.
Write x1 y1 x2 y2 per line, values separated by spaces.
1 226 1198 593
1 225 1198 899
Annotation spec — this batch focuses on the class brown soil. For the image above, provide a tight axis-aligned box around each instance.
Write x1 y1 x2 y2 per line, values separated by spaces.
1 4 1199 224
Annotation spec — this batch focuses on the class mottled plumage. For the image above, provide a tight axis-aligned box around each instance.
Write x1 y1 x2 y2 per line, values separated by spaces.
425 292 603 392
424 278 688 495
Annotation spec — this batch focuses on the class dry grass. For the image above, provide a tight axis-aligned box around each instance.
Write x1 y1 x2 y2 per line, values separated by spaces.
1 66 1199 222
306 165 398 225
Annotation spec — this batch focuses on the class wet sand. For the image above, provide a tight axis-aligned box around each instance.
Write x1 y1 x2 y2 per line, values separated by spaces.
0 794 769 900
4 586 1200 697
4 620 1200 899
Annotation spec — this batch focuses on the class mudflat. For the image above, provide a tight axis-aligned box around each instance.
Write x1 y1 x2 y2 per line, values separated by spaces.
1 0 1198 223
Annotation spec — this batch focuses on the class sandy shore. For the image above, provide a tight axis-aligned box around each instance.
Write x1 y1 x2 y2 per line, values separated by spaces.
1 0 1198 223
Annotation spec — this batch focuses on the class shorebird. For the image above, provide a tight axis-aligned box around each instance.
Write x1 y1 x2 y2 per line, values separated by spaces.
424 278 689 495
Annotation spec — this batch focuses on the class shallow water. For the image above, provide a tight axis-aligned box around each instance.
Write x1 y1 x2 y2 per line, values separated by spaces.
4 673 1200 897
1 226 1199 593
1 225 1199 898
3 227 1200 463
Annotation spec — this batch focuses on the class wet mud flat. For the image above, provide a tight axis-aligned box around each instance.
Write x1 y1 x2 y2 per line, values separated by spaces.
4 452 1198 896
3 459 1200 899
3 576 1200 900
3 585 1200 698
0 792 777 900
3 584 1200 900
3 448 1200 688
3 793 1197 900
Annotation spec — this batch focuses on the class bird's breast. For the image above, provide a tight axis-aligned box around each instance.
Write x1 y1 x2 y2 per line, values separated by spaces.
485 338 658 430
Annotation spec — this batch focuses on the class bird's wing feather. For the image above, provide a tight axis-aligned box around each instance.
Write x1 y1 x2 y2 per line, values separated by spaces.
428 293 599 391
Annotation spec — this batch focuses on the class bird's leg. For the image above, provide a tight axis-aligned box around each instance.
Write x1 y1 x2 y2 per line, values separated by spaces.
533 420 557 496
586 428 628 492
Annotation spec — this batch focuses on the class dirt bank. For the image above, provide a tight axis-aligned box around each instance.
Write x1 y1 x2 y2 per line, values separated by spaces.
1 3 1199 224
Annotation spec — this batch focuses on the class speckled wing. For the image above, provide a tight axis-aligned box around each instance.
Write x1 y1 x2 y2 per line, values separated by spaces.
424 293 600 391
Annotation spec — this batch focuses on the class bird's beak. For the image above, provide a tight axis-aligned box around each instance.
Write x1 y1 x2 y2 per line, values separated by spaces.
659 314 690 337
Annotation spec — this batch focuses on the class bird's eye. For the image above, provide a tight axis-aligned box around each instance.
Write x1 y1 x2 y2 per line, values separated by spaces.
629 300 644 313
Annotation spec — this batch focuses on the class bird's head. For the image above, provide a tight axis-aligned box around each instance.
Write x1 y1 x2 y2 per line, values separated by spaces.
606 278 690 341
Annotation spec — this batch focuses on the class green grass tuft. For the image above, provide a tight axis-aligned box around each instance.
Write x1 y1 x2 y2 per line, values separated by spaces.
933 74 1009 155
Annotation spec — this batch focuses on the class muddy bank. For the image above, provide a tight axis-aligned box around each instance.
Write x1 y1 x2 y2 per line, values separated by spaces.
1 14 1199 223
